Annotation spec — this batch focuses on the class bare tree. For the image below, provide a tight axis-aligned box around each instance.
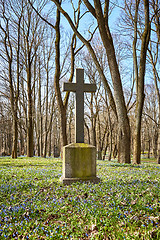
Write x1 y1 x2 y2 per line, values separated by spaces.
148 0 160 163
51 0 131 163
0 0 23 158
21 2 44 157
120 0 151 163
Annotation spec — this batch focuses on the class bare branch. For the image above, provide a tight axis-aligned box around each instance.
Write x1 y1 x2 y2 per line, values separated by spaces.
28 0 55 29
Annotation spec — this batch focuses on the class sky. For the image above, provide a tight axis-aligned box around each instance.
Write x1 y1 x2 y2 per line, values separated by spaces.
44 1 122 34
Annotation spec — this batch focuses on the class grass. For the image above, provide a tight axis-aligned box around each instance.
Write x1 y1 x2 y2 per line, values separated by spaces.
0 157 160 239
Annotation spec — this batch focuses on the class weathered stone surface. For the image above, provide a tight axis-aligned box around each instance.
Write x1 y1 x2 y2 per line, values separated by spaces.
63 68 96 143
60 143 100 184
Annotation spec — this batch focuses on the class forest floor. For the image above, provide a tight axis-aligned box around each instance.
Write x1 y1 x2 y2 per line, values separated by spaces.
0 156 160 239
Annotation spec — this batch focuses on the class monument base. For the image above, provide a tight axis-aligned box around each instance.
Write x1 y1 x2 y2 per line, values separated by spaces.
60 176 100 185
60 143 100 184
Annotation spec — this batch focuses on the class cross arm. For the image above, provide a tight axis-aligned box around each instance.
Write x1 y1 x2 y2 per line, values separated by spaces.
63 82 76 92
84 83 96 92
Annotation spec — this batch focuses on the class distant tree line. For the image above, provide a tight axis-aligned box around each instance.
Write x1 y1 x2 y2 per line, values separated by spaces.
0 0 160 164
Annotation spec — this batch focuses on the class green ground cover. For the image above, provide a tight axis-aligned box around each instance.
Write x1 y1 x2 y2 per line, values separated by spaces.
0 157 160 239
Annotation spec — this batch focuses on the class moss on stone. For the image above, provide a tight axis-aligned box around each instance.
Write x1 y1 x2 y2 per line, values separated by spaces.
68 143 92 148
63 143 96 178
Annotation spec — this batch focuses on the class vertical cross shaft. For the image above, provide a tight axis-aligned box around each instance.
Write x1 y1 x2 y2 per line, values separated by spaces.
75 69 84 143
63 68 96 143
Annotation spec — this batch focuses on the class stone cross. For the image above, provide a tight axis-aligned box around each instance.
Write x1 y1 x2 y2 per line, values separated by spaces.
63 68 96 143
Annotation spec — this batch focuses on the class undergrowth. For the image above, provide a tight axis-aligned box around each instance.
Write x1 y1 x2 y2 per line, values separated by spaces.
0 157 159 239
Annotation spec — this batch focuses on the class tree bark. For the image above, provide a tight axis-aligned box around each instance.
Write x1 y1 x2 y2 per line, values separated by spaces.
27 61 34 157
148 3 160 162
133 0 150 164
54 5 67 148
93 0 131 163
43 72 49 158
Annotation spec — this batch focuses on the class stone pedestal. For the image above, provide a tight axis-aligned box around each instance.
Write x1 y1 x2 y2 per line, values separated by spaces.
60 143 100 184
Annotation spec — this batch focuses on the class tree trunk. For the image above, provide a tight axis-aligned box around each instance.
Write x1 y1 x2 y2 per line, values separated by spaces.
133 0 150 164
54 6 68 148
37 58 43 156
148 42 160 163
43 73 49 158
12 117 18 158
19 113 25 156
97 113 102 159
157 126 160 164
48 121 52 157
102 132 109 161
60 107 68 147
157 105 160 164
12 14 21 159
84 121 90 144
27 63 34 157
9 59 18 158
